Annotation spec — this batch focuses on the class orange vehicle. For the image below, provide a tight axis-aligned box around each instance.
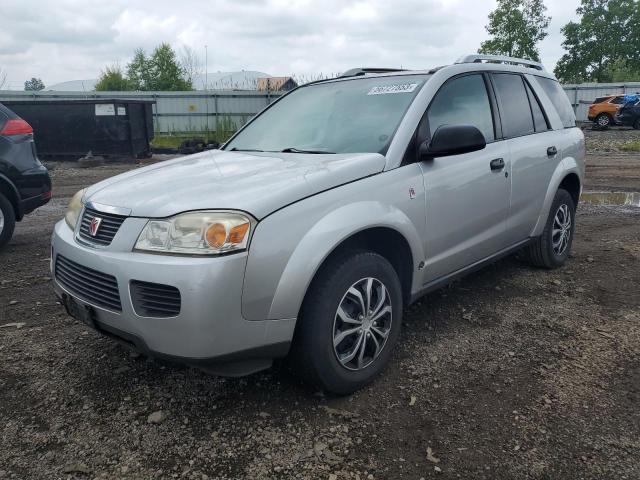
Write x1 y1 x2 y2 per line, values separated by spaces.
588 95 625 128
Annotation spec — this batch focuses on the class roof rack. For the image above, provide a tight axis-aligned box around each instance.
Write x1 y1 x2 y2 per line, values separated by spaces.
340 67 407 78
455 54 545 71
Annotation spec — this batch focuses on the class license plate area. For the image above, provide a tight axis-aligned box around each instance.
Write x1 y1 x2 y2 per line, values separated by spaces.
62 293 97 329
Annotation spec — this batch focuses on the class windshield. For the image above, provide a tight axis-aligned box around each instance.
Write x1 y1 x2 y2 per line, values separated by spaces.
224 75 429 154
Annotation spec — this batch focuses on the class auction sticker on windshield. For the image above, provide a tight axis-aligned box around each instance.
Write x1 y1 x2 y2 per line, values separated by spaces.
367 83 419 95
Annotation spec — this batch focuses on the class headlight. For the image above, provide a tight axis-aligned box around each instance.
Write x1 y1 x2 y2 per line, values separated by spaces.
134 211 254 255
65 188 86 230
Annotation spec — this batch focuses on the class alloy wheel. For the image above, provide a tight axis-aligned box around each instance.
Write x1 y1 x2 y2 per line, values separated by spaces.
0 208 4 235
332 277 392 371
597 115 610 127
552 203 572 256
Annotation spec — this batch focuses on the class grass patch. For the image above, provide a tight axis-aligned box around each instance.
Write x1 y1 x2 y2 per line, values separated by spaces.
151 135 190 149
151 131 236 150
620 140 640 152
151 115 243 149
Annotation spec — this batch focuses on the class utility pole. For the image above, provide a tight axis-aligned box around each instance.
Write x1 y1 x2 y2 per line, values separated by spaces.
205 44 209 136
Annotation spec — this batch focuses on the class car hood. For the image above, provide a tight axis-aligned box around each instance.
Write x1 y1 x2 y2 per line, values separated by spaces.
84 150 386 219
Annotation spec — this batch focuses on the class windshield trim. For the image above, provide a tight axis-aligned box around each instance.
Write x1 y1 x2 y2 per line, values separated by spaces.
221 73 431 155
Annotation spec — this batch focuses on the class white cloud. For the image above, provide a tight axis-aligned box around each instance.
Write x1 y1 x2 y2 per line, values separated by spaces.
0 0 579 89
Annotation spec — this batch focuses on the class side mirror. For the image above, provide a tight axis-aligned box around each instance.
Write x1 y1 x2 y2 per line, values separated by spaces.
419 124 486 160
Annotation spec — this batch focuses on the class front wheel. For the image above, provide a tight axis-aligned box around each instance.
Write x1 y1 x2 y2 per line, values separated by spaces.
289 251 403 395
0 193 16 251
525 188 576 269
595 113 611 129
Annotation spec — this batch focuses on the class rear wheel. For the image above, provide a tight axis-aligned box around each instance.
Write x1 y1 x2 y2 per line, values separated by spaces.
595 113 611 129
290 250 403 395
634 119 640 130
0 193 16 251
525 188 576 269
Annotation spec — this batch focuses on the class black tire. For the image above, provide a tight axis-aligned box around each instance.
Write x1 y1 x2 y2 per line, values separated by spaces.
634 119 640 130
289 250 403 395
0 193 16 251
525 188 576 269
595 113 611 129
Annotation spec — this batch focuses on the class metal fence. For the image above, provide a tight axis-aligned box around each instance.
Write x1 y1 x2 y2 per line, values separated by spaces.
2 81 640 132
0 90 284 133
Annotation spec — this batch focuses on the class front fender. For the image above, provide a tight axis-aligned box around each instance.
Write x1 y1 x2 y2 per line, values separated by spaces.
241 166 427 321
272 202 424 320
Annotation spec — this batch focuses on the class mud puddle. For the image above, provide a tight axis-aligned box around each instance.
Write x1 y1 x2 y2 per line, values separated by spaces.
581 191 640 207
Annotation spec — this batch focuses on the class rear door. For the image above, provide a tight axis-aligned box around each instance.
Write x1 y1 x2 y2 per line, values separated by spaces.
490 73 561 244
419 73 511 283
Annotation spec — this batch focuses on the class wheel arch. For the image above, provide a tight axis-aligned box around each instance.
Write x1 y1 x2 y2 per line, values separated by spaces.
558 172 581 206
531 162 582 237
301 226 415 310
0 174 20 220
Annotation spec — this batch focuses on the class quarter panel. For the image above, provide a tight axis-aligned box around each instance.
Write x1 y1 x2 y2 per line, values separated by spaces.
242 165 427 320
531 128 585 236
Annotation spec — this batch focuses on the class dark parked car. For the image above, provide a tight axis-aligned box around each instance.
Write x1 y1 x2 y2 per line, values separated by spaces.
0 103 52 250
615 100 640 129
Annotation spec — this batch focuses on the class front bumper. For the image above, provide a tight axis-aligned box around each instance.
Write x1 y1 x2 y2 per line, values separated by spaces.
50 218 295 372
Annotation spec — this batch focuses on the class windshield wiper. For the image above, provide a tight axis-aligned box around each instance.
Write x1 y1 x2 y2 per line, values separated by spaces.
281 147 336 154
229 147 264 152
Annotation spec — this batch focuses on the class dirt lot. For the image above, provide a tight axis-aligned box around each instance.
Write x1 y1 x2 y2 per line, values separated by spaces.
1 128 639 480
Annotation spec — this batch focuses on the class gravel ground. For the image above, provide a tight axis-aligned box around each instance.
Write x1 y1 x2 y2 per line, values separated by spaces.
1 129 639 479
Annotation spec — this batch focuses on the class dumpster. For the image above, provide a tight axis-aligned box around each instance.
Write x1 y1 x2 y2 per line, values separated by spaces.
0 99 155 159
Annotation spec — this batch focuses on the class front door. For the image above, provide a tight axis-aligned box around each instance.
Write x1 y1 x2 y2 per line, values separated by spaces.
419 73 511 283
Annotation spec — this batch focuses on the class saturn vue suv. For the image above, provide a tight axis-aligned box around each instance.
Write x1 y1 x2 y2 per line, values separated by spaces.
51 54 585 394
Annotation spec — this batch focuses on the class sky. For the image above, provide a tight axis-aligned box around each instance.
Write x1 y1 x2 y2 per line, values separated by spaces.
0 0 580 90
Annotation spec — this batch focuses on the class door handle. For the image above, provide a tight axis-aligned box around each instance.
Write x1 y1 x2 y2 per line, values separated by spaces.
547 146 558 156
490 158 505 171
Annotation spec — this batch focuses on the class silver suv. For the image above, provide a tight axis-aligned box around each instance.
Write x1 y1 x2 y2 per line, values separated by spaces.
52 55 585 394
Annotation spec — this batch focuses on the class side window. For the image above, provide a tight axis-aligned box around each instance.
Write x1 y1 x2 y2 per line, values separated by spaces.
611 96 625 105
537 77 576 128
524 80 549 132
492 73 534 138
427 74 495 142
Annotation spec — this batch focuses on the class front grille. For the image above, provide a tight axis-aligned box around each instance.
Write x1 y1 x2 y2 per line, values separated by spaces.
78 207 127 246
130 281 181 317
55 255 122 311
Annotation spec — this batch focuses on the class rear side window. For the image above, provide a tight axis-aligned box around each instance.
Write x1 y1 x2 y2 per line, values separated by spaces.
592 97 608 104
524 81 549 132
611 96 625 104
537 77 576 128
492 73 534 138
427 74 495 142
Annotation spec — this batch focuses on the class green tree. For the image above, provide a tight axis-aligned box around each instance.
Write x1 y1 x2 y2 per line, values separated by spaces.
605 58 640 82
24 77 45 91
126 48 149 91
146 43 192 91
554 0 640 83
124 44 192 91
478 0 551 61
94 65 130 91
